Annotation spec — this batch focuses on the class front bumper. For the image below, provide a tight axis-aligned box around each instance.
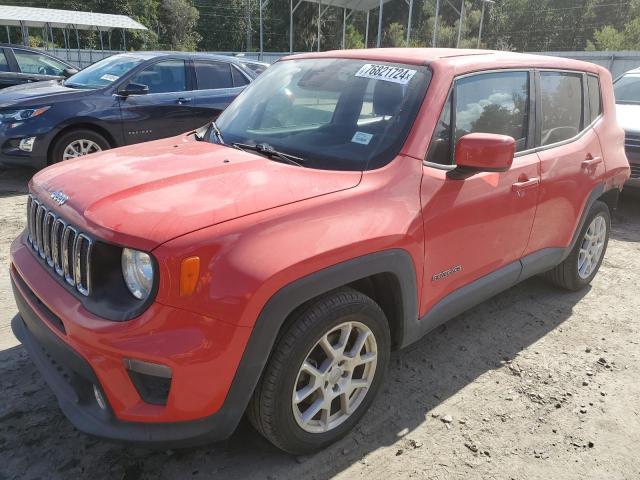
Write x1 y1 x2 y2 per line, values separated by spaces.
0 121 55 168
10 235 257 446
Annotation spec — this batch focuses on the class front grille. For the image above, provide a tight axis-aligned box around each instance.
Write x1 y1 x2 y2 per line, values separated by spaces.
26 195 93 296
631 164 640 179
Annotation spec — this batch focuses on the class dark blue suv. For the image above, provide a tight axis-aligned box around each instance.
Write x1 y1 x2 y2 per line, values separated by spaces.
0 52 257 167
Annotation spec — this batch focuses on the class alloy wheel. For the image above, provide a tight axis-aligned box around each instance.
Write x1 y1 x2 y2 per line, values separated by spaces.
62 139 102 160
577 214 607 279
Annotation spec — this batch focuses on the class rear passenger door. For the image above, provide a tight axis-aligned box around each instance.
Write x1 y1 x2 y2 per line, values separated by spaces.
420 70 540 315
190 60 249 129
118 59 195 144
524 71 605 255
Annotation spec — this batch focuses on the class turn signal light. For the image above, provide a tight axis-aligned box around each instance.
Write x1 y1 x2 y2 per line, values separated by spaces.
180 256 200 297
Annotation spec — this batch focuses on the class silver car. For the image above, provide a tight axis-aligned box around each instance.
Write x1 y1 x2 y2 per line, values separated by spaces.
614 67 640 189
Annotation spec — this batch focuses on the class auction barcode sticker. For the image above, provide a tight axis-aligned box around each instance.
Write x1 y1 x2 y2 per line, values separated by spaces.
355 64 417 85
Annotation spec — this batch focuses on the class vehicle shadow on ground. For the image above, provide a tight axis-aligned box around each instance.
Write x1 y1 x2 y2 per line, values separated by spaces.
0 275 590 480
0 168 34 198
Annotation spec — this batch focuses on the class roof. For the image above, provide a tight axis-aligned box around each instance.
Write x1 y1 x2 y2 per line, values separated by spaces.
301 0 393 11
284 48 604 74
0 5 147 31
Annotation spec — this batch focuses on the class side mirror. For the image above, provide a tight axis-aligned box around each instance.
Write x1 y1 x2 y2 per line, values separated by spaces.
118 82 149 97
452 133 515 177
62 67 78 78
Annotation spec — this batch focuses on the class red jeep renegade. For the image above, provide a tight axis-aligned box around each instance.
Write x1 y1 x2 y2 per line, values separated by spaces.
10 49 630 454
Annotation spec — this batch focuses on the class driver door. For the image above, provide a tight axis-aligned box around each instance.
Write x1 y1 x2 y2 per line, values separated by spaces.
118 59 195 144
420 70 540 316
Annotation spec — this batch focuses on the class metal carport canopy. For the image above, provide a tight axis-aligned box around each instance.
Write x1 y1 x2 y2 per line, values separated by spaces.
259 0 408 59
0 5 147 31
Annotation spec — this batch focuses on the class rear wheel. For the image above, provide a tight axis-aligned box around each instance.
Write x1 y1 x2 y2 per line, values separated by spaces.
544 200 610 291
50 129 109 164
247 287 390 454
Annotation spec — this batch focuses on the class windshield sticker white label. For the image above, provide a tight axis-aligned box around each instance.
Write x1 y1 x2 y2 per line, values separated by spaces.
100 74 119 82
355 64 417 85
351 131 373 145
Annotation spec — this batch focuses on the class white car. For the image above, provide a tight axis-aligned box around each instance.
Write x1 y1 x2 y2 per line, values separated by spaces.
614 67 640 188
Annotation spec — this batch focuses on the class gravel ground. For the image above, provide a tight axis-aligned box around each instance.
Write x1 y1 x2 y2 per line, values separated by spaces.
0 167 639 480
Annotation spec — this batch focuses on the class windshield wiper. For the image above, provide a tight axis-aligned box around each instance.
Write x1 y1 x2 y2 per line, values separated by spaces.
232 142 305 167
209 121 225 144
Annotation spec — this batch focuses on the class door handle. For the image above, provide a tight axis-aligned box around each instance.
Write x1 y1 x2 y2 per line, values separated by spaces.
177 97 192 104
581 156 602 169
512 177 540 193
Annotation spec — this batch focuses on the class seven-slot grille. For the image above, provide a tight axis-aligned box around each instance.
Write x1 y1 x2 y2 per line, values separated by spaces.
625 132 640 179
26 195 93 296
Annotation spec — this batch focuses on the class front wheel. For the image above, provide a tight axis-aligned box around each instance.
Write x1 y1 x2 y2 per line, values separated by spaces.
49 129 110 164
544 200 611 291
247 288 390 454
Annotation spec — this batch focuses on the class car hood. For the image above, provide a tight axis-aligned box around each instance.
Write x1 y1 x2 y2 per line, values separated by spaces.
31 136 362 250
615 103 640 134
0 81 92 107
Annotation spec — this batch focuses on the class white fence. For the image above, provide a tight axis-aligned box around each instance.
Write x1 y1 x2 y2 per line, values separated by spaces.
50 48 640 77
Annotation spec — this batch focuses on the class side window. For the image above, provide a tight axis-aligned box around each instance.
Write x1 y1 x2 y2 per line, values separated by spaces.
195 61 233 90
129 60 187 94
13 49 67 76
454 71 530 152
540 71 583 146
231 66 250 87
426 92 453 165
587 75 602 123
0 50 9 72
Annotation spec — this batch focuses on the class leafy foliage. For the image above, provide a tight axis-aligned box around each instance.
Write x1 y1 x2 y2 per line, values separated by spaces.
1 0 639 52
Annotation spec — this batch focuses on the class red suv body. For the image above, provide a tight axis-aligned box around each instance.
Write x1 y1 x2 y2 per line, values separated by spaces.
10 49 630 453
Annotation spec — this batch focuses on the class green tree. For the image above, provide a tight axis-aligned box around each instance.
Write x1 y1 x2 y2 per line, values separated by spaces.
159 0 201 50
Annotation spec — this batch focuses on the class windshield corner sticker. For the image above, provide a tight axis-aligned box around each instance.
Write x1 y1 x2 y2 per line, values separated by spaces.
351 131 373 145
100 74 119 82
355 64 417 85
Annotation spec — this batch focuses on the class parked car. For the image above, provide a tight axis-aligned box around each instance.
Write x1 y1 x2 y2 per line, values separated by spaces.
613 67 640 188
10 49 629 454
0 52 257 167
0 44 78 89
237 58 270 75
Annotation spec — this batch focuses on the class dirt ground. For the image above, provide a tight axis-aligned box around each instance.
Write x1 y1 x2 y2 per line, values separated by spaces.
0 166 638 480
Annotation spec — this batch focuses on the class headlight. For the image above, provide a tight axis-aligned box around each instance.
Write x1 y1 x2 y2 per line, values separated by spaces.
0 106 50 123
121 248 154 300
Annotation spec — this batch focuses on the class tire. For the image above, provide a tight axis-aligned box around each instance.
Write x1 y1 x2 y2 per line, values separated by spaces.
543 200 611 291
49 129 110 164
247 287 390 454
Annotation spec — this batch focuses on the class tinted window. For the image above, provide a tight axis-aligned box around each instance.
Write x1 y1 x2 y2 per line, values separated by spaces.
130 60 187 94
587 75 602 123
13 49 67 76
454 71 530 152
241 61 267 75
614 73 640 104
232 66 249 87
0 50 9 72
540 72 583 146
195 61 232 89
426 93 453 164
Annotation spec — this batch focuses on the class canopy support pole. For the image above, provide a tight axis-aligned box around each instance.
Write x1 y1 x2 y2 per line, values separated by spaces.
342 8 346 49
317 0 321 52
432 0 440 47
456 0 464 47
5 26 10 44
376 0 383 48
75 25 81 66
123 29 127 51
99 28 104 54
365 10 369 48
290 0 302 54
406 0 413 45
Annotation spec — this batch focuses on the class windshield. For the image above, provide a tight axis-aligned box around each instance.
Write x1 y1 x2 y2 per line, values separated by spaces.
215 58 431 171
65 55 145 89
614 73 640 104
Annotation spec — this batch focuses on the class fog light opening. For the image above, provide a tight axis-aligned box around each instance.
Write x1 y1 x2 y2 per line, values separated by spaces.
19 137 36 152
93 384 107 410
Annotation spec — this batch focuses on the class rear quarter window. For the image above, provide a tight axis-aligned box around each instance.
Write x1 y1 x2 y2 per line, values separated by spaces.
587 75 602 123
